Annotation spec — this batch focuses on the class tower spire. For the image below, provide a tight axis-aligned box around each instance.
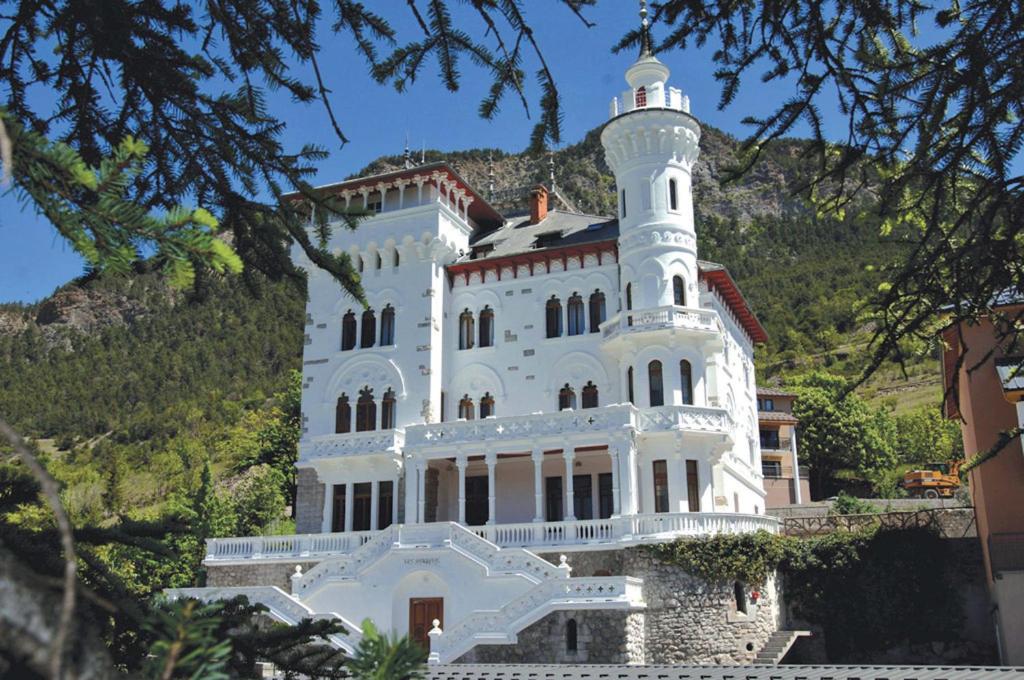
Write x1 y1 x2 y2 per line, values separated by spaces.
639 0 653 58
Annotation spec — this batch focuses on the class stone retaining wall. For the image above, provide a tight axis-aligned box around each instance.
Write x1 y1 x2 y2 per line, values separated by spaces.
295 468 325 533
205 560 320 591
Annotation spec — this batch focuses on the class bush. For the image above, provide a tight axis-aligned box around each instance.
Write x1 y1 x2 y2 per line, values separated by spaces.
828 491 879 515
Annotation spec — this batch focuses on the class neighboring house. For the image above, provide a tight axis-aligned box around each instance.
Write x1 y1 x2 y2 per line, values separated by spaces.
757 388 808 507
168 19 792 665
940 293 1024 664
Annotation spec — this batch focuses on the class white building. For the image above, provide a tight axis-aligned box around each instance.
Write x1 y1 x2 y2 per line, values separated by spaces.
170 19 786 665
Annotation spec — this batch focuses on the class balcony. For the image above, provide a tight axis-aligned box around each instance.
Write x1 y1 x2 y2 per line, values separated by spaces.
298 429 405 462
760 437 793 452
203 513 778 564
600 305 721 345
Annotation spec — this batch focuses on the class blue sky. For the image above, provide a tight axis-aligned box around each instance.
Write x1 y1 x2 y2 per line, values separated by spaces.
0 3 939 303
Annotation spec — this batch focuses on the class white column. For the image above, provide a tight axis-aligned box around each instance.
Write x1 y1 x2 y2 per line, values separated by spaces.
485 451 497 525
624 438 639 515
343 482 354 533
322 483 334 533
392 473 400 525
417 462 427 523
668 455 686 513
609 445 621 516
370 481 380 530
456 454 468 525
564 449 576 521
790 428 803 505
532 447 545 522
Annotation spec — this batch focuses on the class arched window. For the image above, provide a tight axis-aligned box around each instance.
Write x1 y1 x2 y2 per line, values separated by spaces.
734 581 748 614
380 305 396 346
566 618 578 653
381 388 396 429
356 254 364 273
680 360 693 405
581 381 599 409
669 178 678 211
458 394 475 420
341 310 357 351
567 292 585 335
394 248 400 267
620 189 627 219
356 387 376 432
375 250 382 269
588 290 606 332
459 309 475 350
673 275 686 306
335 394 351 434
480 392 495 418
635 85 647 108
648 360 664 407
479 306 495 348
360 308 376 347
558 384 576 411
625 283 633 310
545 295 563 338
627 366 635 404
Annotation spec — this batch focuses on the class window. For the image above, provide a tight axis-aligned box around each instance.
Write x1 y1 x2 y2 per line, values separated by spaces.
465 475 488 526
459 309 475 350
545 296 563 338
380 305 396 346
648 360 664 407
598 472 614 519
673 275 686 306
479 392 495 418
588 290 606 332
763 398 775 411
567 293 585 335
620 189 627 219
374 251 382 269
360 309 376 348
368 199 382 213
573 474 593 520
545 476 563 522
762 460 782 478
581 381 599 409
352 482 372 531
669 178 679 211
378 480 394 529
625 282 633 310
627 366 635 404
341 310 357 351
686 460 700 512
356 387 376 432
760 429 781 450
635 85 647 108
356 254 364 273
566 619 578 653
335 394 351 434
558 384 576 410
381 388 396 429
458 394 475 420
734 581 748 614
440 391 446 422
479 306 495 347
680 360 693 405
331 484 346 532
653 460 669 513
394 249 400 267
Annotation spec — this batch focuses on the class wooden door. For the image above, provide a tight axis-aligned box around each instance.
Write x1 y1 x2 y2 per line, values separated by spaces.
409 597 443 651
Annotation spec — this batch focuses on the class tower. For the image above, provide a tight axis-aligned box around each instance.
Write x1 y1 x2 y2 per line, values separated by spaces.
601 2 700 312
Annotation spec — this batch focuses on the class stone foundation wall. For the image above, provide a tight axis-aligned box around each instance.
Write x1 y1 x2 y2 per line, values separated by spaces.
205 561 320 591
295 467 325 533
455 610 645 665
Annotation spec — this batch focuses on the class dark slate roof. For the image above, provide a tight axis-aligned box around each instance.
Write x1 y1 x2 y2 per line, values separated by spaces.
464 210 618 261
759 410 799 424
758 387 797 397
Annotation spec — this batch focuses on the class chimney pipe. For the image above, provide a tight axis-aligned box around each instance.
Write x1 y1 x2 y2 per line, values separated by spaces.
530 185 549 225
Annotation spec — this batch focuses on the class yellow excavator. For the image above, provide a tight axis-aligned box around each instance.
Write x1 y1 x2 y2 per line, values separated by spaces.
902 460 963 499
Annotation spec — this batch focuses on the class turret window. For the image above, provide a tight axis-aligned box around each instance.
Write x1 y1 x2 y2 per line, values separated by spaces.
546 295 563 338
356 387 376 432
588 290 606 332
673 275 686 306
459 309 475 350
627 366 635 404
458 394 475 420
620 189 627 219
581 381 599 409
635 86 647 108
479 306 495 348
680 360 693 405
381 388 396 429
480 392 495 418
380 305 396 346
648 360 664 407
360 309 376 348
625 283 633 310
567 293 585 336
335 394 351 434
341 310 357 351
558 384 577 411
669 178 678 211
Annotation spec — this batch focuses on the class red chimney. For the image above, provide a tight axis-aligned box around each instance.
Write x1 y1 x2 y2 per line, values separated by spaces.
530 185 549 224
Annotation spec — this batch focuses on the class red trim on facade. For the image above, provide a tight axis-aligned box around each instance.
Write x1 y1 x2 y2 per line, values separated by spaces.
447 240 620 283
699 268 769 345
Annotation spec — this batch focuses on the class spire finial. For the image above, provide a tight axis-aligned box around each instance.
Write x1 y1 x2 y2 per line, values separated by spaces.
639 0 653 57
487 151 495 199
548 151 556 191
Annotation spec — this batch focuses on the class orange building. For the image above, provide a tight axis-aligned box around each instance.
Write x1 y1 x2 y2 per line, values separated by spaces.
940 296 1024 664
757 388 810 507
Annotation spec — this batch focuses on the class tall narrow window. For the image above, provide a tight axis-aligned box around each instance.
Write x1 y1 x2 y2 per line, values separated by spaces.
356 387 376 432
459 309 475 350
380 304 396 346
341 310 357 351
680 360 693 405
635 85 647 108
546 296 563 338
686 460 700 512
581 381 599 409
374 251 382 269
648 360 664 407
588 290 606 332
335 394 351 434
378 480 394 529
653 460 669 513
352 482 372 531
458 395 475 420
566 619 578 653
479 306 495 347
361 309 376 348
393 249 400 267
479 392 495 418
381 388 396 429
627 366 635 404
734 581 748 614
669 178 678 211
567 293 585 335
356 254 364 273
673 275 686 306
620 189 627 219
558 384 576 410
625 283 633 310
331 484 346 532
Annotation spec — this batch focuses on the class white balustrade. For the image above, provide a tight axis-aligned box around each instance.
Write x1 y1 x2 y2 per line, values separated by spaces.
299 429 405 462
206 530 376 562
601 305 719 340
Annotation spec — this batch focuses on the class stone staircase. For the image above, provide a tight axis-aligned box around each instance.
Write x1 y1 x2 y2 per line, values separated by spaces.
753 630 810 664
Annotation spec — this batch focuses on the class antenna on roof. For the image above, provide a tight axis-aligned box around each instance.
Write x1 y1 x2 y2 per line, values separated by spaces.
487 152 495 199
403 132 414 169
